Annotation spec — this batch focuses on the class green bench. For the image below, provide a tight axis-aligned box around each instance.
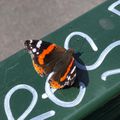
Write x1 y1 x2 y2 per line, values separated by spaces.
0 0 120 119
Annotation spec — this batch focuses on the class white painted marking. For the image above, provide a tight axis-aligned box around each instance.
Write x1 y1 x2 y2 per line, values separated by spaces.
36 40 42 48
45 72 86 108
101 69 120 81
75 40 120 71
30 110 55 120
64 31 98 51
32 48 37 53
4 84 38 120
108 0 120 16
64 32 120 81
42 88 57 99
70 66 76 74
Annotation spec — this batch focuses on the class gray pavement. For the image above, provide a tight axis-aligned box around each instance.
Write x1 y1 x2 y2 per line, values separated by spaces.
0 0 106 61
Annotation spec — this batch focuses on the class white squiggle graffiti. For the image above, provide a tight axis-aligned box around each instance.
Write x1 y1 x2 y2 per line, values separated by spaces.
30 110 55 120
4 84 38 120
101 69 120 81
86 40 120 73
4 84 56 120
108 0 120 16
42 88 57 99
83 40 120 71
45 72 86 108
76 40 120 71
64 31 98 51
64 31 98 70
64 32 120 81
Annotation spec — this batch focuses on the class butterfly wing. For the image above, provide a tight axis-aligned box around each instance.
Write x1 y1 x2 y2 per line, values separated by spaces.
50 49 76 89
30 40 66 77
24 39 76 89
37 43 66 74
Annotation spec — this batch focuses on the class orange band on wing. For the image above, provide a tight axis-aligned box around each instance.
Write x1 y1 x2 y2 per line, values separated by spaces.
38 44 56 65
50 80 63 89
32 61 44 76
60 58 74 82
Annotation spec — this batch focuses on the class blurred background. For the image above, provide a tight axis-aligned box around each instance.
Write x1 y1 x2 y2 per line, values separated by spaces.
0 0 106 61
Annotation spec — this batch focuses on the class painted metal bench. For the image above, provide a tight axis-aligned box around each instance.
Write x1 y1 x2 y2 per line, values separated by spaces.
0 0 120 119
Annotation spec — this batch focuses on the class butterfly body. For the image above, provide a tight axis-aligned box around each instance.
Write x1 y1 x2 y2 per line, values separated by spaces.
24 40 76 89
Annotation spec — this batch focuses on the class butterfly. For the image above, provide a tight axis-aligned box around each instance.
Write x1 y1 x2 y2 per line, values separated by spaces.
24 39 76 89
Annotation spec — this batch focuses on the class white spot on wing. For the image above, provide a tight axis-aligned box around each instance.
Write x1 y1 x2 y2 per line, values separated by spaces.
32 48 37 53
67 76 71 80
36 52 39 55
30 39 33 43
72 73 76 79
70 66 76 74
36 40 42 48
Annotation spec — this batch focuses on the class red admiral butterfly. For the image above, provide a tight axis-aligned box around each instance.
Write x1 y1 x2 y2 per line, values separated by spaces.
24 40 76 89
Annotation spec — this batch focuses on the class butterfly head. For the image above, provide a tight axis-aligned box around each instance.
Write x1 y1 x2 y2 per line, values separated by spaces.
24 39 42 56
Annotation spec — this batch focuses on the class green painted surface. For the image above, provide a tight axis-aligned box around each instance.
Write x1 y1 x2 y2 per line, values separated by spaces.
83 95 120 120
0 0 120 119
